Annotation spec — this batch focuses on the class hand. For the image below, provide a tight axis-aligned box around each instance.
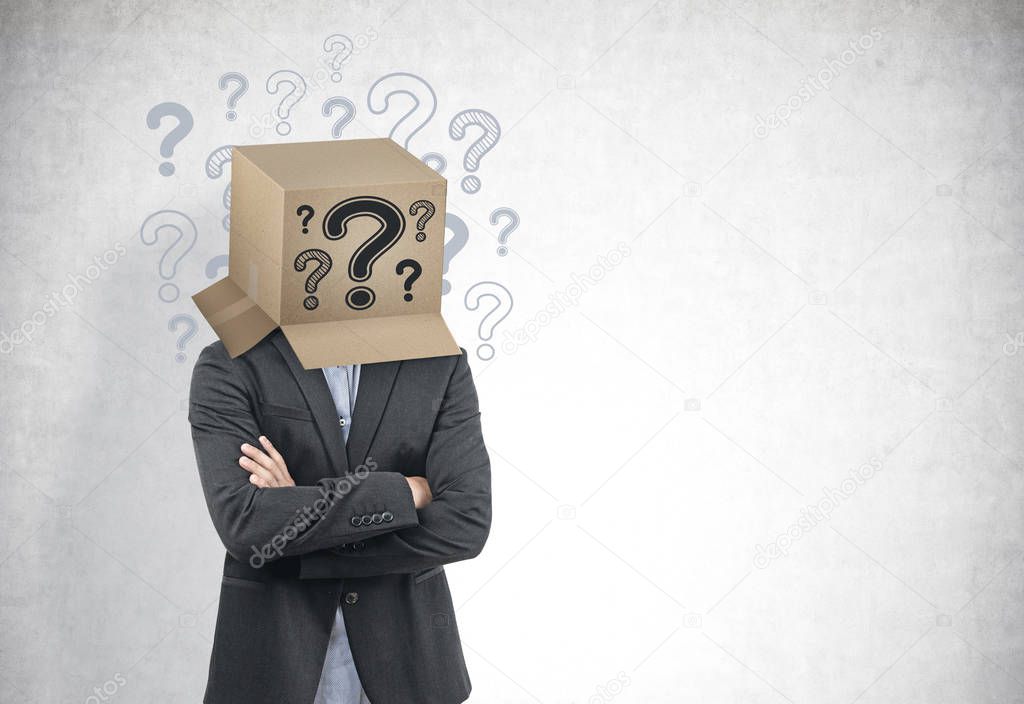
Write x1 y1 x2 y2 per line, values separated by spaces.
239 436 295 488
406 476 432 509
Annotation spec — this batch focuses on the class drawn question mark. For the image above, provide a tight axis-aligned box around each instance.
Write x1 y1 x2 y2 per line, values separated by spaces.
146 102 193 176
323 196 406 310
490 207 520 256
367 72 437 150
205 145 233 231
296 205 315 234
168 314 198 363
222 185 232 231
294 249 333 310
140 210 198 302
421 152 446 173
322 34 354 82
409 200 435 241
442 213 470 296
266 70 307 136
464 281 513 361
322 97 355 138
205 254 229 279
396 259 422 302
218 72 248 121
449 109 500 194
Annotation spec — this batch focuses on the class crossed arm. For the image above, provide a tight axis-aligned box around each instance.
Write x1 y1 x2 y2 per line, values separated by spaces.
238 435 433 509
189 345 491 578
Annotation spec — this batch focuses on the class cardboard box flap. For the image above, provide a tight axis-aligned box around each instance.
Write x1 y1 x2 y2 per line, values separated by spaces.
193 277 278 358
281 313 459 368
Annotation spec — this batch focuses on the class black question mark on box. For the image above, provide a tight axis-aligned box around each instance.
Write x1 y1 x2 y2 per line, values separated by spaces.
322 196 405 310
395 259 422 301
296 204 315 234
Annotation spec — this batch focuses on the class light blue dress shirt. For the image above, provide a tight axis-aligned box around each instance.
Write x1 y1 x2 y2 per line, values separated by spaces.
315 364 371 704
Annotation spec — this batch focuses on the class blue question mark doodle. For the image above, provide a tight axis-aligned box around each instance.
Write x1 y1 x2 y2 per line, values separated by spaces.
367 72 437 150
205 255 229 279
140 210 198 302
218 72 248 121
266 70 307 136
322 97 355 138
205 145 233 231
490 207 520 256
168 314 198 363
464 281 513 361
442 213 470 296
146 102 193 176
421 152 447 173
322 34 354 82
449 109 500 194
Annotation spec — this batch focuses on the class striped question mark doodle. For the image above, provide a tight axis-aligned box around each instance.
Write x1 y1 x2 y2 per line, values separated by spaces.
409 200 435 241
205 145 233 231
449 109 500 194
294 249 333 310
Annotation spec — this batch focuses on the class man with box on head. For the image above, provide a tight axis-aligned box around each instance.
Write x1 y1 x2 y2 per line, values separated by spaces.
189 139 491 704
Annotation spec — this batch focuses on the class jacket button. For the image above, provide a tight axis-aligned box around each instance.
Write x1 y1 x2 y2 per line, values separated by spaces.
350 516 360 527
371 513 383 524
382 511 394 522
344 592 359 605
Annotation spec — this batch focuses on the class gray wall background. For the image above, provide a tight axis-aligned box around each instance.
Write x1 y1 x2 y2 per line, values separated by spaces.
2 0 1023 702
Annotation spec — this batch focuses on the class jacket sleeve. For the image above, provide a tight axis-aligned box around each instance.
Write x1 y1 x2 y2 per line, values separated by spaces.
298 349 492 579
189 343 419 567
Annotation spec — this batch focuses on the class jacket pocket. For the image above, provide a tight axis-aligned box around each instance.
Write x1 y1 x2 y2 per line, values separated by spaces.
413 565 445 584
221 575 267 591
259 402 313 422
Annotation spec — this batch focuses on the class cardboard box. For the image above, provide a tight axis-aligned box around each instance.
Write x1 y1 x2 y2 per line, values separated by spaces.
193 138 458 368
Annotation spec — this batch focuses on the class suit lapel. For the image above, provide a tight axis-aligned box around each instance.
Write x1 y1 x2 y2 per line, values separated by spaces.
271 332 351 477
348 360 401 469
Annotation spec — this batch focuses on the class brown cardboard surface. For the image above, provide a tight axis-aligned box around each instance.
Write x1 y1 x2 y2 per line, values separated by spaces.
193 138 457 368
192 277 277 358
234 138 440 190
281 313 459 368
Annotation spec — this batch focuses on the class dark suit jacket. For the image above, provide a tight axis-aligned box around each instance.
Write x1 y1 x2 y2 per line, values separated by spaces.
188 330 491 704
